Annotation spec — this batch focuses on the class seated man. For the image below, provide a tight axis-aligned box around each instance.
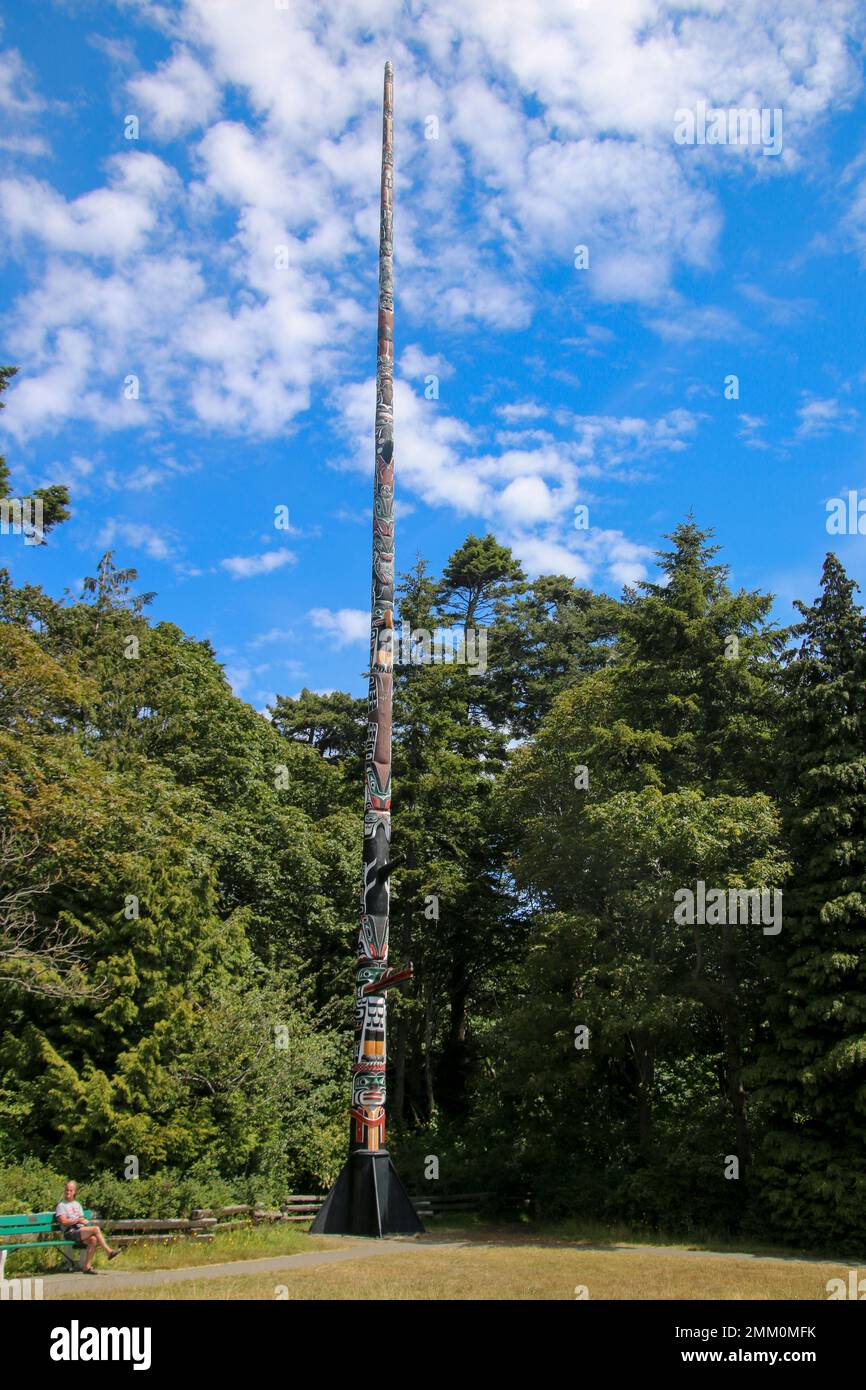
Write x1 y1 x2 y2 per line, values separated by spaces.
55 1180 121 1274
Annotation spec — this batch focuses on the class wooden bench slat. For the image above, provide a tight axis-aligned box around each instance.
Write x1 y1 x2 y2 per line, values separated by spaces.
1 1209 93 1275
0 1209 92 1234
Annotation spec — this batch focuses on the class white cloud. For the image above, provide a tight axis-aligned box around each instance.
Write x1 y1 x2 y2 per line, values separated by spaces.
1 0 862 603
334 366 697 593
97 520 174 561
39 452 97 495
248 626 296 648
221 548 297 578
511 536 592 583
510 527 652 590
495 475 558 526
0 44 44 114
127 49 221 140
308 607 369 646
400 343 455 381
334 506 368 525
737 283 813 326
0 0 859 456
4 328 99 439
645 301 745 343
0 153 177 259
567 408 701 472
562 324 615 356
338 376 484 513
339 351 700 498
0 133 50 157
737 413 777 452
497 401 549 424
0 237 335 439
401 260 532 331
589 529 655 590
795 395 858 439
223 664 251 694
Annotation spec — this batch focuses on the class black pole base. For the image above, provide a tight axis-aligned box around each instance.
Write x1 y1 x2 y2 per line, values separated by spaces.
310 1152 424 1237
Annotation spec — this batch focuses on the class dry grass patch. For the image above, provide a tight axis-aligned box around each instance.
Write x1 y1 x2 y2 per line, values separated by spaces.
421 1217 854 1263
59 1243 853 1301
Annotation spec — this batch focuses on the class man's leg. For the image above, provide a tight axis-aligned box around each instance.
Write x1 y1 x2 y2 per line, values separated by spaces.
85 1225 117 1256
81 1235 99 1271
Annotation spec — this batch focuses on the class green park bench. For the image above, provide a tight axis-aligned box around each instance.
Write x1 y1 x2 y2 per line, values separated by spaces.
0 1209 95 1278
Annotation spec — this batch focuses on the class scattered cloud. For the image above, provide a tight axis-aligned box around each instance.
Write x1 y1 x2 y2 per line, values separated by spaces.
127 49 221 141
644 302 745 344
0 153 177 259
737 413 773 451
2 0 865 681
795 395 858 440
737 282 814 326
561 325 615 357
248 626 296 648
333 505 368 525
511 535 592 583
0 44 45 115
1 0 862 453
221 548 297 578
39 452 97 494
400 344 455 381
96 519 174 561
0 133 50 157
509 527 653 591
308 607 369 646
496 401 550 424
223 664 251 694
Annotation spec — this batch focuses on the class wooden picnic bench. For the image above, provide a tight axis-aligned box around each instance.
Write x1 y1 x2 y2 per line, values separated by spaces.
0 1209 95 1277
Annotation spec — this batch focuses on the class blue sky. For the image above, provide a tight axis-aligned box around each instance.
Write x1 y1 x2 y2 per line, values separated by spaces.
2 0 866 708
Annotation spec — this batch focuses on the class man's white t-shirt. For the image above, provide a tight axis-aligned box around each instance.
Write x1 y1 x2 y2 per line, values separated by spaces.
55 1200 84 1224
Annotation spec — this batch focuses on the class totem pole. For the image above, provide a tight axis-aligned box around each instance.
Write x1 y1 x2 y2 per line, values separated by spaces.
311 62 423 1239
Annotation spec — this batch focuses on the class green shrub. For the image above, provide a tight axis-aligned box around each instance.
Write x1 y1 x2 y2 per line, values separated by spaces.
0 1157 67 1213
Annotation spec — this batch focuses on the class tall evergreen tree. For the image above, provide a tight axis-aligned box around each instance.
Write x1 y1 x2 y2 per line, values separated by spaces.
486 574 620 736
756 553 866 1245
502 520 785 1203
0 559 352 1181
388 552 518 1125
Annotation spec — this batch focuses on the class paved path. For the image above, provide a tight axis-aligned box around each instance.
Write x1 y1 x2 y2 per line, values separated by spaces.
42 1238 457 1297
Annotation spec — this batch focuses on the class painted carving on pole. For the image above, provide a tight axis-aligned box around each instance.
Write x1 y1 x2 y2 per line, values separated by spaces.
348 57 411 1157
310 65 422 1238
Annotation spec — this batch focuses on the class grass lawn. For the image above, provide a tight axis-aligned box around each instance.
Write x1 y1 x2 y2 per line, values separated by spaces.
15 1211 863 1298
59 1240 857 1300
7 1221 343 1278
10 1208 857 1280
420 1213 866 1264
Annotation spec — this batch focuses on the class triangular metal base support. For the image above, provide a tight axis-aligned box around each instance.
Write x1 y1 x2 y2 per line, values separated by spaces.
310 1152 424 1237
